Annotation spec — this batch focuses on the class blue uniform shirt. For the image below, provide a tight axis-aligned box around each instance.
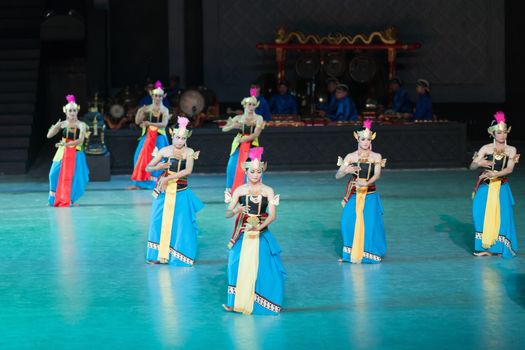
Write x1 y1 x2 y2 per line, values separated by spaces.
319 92 337 113
392 88 413 113
414 93 433 120
269 93 299 114
328 96 358 121
255 96 272 121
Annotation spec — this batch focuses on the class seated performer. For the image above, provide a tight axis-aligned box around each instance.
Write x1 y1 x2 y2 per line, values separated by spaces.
222 89 265 200
336 119 387 263
389 77 413 114
145 117 204 265
223 147 286 315
47 95 90 207
470 111 519 258
318 77 338 113
269 81 299 115
129 81 171 189
326 84 358 121
250 82 272 121
414 79 433 120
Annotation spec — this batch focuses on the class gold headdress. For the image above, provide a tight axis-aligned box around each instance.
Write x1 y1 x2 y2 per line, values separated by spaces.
242 147 266 171
353 119 376 140
487 111 511 134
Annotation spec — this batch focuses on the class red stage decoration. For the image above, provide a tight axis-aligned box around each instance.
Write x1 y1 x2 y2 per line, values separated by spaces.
257 26 421 102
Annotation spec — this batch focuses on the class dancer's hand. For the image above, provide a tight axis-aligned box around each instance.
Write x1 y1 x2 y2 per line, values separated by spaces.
234 204 248 215
158 176 170 192
156 162 170 170
355 179 368 188
480 170 496 180
344 165 360 175
477 158 494 168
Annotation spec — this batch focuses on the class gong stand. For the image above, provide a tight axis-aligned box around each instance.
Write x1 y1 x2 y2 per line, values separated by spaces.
257 26 421 104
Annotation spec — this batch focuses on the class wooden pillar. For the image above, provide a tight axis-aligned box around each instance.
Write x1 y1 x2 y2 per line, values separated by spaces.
387 48 397 80
276 48 286 82
387 48 397 104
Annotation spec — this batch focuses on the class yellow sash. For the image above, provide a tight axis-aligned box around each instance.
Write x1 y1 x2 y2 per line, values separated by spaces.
481 178 502 249
351 184 368 263
158 180 178 263
234 229 260 314
140 125 166 138
53 138 83 162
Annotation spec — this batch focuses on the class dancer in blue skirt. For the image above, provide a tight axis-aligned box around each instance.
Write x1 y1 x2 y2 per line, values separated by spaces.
145 117 204 266
471 111 519 258
47 95 89 207
129 81 170 190
336 119 387 264
223 147 286 315
222 88 265 201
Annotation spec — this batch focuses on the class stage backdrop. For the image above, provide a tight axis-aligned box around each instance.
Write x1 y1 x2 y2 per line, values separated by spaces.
198 0 504 103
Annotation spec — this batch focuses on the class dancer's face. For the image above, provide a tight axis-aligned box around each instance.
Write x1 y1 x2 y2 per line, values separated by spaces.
173 135 187 149
66 106 78 121
245 102 256 113
246 167 263 183
493 130 508 144
416 85 426 94
327 81 337 93
152 93 163 105
358 136 371 150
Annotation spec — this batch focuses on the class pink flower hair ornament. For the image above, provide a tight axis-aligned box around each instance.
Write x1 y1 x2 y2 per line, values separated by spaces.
151 80 165 96
62 94 80 113
241 88 260 108
243 147 266 171
170 116 192 138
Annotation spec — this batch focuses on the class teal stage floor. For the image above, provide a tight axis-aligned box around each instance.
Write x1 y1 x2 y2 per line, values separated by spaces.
0 169 524 349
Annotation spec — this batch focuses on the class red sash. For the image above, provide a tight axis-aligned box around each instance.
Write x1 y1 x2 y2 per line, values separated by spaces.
54 140 77 207
131 128 158 181
231 139 251 193
228 213 269 248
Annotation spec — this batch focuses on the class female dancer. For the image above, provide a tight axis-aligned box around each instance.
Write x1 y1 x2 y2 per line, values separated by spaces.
145 117 204 265
130 80 170 189
47 95 89 207
222 88 265 201
223 147 286 315
336 120 387 263
471 111 519 258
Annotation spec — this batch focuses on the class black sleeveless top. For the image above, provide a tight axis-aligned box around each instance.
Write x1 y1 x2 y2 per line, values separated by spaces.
164 156 188 190
239 195 268 215
351 159 375 180
487 152 509 172
62 127 80 140
241 123 256 135
146 111 162 123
